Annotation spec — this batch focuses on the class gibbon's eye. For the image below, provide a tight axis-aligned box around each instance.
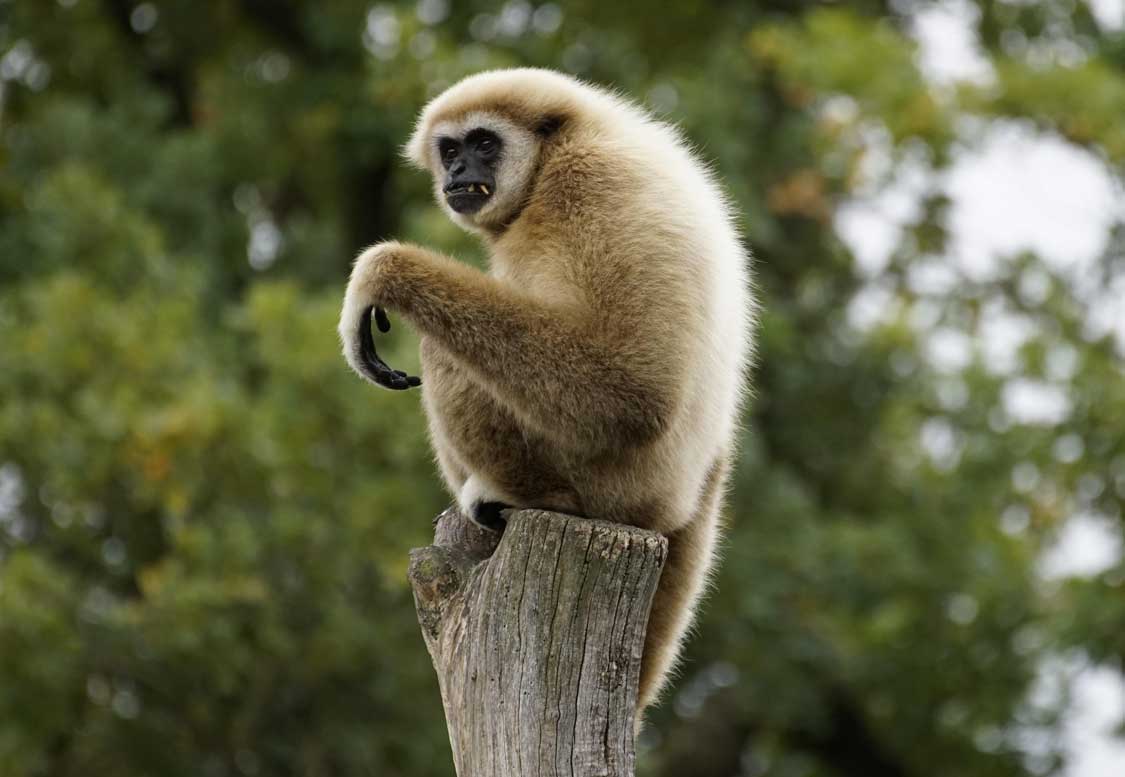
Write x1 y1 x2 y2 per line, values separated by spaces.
465 129 501 160
439 140 458 167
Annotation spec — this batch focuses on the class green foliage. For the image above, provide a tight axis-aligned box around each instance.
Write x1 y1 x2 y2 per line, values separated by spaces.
973 57 1125 161
1 2 1122 776
749 9 950 145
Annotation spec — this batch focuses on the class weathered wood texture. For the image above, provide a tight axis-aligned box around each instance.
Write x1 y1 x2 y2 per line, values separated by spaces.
409 508 668 777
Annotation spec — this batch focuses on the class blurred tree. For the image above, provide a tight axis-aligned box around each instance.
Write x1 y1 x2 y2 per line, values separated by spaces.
1 1 1123 776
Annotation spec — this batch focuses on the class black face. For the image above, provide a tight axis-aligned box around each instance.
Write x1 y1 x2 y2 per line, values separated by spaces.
439 129 501 214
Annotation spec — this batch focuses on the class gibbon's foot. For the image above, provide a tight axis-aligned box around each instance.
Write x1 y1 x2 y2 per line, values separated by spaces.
356 306 422 390
469 501 510 533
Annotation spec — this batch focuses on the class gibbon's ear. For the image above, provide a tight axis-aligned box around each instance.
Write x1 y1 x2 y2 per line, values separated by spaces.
534 114 565 138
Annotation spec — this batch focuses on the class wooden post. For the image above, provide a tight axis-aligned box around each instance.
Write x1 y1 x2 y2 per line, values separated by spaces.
408 507 668 777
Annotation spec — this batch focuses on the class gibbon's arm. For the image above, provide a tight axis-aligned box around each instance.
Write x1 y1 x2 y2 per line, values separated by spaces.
340 241 677 453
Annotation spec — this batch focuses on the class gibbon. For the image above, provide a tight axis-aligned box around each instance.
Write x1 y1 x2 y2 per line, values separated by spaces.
339 68 754 713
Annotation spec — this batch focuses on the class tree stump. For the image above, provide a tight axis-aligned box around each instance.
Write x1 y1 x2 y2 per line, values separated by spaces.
408 507 668 777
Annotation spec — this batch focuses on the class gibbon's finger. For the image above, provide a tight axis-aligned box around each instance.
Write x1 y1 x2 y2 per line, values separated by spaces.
359 342 408 389
358 307 411 390
362 346 410 390
395 370 423 387
375 306 392 333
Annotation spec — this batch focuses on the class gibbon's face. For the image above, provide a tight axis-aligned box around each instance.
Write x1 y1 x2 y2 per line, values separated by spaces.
439 129 501 215
428 112 540 230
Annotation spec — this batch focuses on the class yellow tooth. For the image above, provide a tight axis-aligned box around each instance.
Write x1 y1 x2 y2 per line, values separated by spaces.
481 184 490 195
468 184 476 192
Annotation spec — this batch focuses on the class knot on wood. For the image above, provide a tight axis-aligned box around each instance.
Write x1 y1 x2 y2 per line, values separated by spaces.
408 546 468 639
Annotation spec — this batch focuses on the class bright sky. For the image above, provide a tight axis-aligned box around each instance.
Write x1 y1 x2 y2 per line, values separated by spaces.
836 2 1125 774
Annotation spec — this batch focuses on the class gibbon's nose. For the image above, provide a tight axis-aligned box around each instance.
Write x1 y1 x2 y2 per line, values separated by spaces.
449 159 467 176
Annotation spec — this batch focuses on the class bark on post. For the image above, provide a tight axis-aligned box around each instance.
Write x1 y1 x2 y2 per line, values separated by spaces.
408 507 668 777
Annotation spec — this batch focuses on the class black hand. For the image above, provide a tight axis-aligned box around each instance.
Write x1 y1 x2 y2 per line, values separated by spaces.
356 306 422 390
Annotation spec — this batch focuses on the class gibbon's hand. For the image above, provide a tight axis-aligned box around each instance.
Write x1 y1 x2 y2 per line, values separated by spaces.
358 306 422 391
339 242 422 391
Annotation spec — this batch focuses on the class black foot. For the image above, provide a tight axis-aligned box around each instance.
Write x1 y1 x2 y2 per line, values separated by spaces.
470 501 510 533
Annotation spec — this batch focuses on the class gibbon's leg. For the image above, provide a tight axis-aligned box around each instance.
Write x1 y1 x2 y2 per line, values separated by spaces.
420 344 470 497
420 335 570 528
430 428 468 496
340 242 679 455
637 455 730 713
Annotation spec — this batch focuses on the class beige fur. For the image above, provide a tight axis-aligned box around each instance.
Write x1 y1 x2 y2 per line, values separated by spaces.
339 68 755 712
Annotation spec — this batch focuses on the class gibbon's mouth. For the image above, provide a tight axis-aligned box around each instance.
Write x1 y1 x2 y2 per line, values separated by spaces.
444 182 493 214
